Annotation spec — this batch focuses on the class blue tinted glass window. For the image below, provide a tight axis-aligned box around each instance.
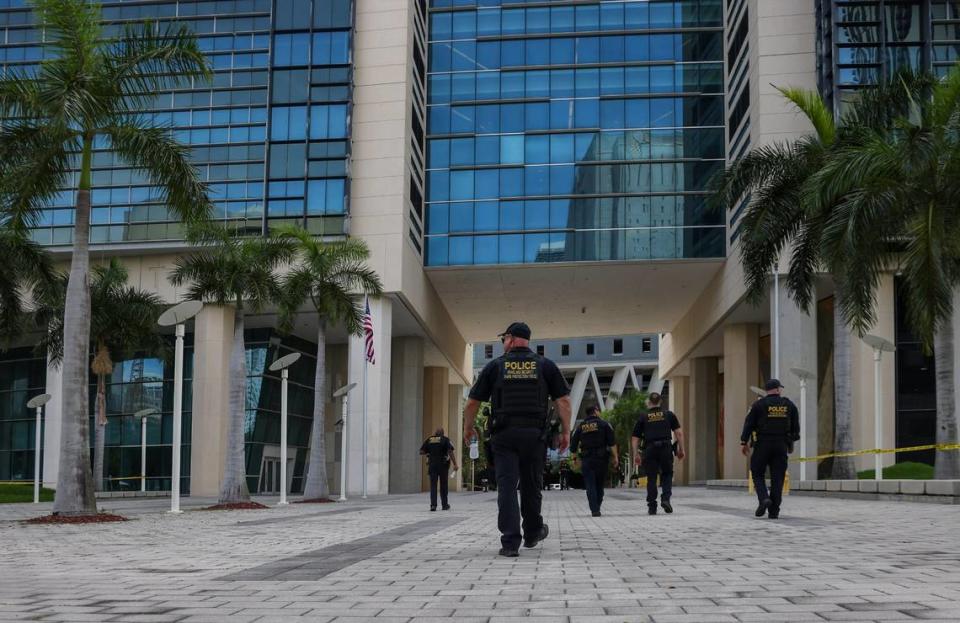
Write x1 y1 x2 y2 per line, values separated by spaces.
451 105 475 133
450 202 473 232
427 203 449 234
576 37 599 63
525 200 549 229
524 102 549 131
525 166 549 196
450 138 474 166
475 235 498 264
428 236 448 265
625 2 649 29
551 38 575 64
476 105 499 133
525 135 549 163
551 70 575 97
502 8 524 35
502 40 523 67
449 236 473 264
526 70 550 98
576 5 599 31
551 6 574 31
474 201 498 232
429 105 451 133
476 169 500 199
601 100 624 129
475 135 499 165
476 72 499 100
271 106 307 140
501 72 525 99
477 41 499 68
600 36 625 63
527 7 549 33
550 134 574 163
600 2 624 29
452 41 477 71
501 168 523 197
428 171 449 201
452 11 475 38
500 234 523 263
429 140 450 168
525 39 549 65
574 98 599 127
450 171 474 200
477 9 500 36
501 201 522 230
500 103 524 133
500 135 524 164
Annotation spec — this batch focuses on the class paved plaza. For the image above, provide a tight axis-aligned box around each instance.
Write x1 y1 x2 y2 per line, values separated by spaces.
1 487 959 623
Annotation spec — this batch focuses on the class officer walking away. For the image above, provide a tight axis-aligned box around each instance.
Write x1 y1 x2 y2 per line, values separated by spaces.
571 404 619 517
420 428 458 511
464 322 572 558
741 379 800 519
631 392 685 515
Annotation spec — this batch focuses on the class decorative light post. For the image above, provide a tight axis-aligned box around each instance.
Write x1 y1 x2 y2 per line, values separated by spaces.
26 393 51 504
862 334 896 480
268 352 301 506
789 367 815 481
333 382 357 502
134 408 159 492
157 300 203 513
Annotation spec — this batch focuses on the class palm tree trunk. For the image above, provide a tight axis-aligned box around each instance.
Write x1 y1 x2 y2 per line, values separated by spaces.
219 306 251 504
831 300 857 479
94 374 107 492
53 137 96 515
933 310 959 479
303 320 329 499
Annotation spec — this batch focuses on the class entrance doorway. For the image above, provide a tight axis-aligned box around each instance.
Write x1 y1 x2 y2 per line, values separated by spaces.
259 458 283 494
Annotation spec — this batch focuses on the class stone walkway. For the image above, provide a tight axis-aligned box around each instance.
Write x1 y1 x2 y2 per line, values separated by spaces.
1 487 959 622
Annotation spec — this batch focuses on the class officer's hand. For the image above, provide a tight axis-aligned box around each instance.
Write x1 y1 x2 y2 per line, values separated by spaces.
787 441 795 454
464 430 476 447
676 448 685 461
740 443 750 456
634 454 642 466
557 432 570 454
612 461 620 471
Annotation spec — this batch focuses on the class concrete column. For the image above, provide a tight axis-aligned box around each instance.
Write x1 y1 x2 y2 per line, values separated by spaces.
688 357 719 482
42 359 63 488
189 305 234 497
722 324 760 480
347 296 393 496
447 383 465 492
851 274 896 472
771 279 819 480
421 367 449 491
668 375 690 485
388 336 424 493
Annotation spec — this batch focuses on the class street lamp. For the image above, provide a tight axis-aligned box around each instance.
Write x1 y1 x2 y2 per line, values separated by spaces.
749 385 766 398
862 334 895 480
134 408 159 492
157 299 203 513
26 393 51 504
332 382 357 502
268 352 301 506
790 367 815 481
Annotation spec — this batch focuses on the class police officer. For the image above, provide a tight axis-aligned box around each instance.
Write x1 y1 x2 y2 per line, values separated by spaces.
464 322 571 557
631 392 685 515
741 379 800 519
571 404 618 517
419 427 458 511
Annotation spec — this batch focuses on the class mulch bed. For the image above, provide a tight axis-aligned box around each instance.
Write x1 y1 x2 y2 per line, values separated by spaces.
24 513 128 524
203 502 269 511
293 498 336 504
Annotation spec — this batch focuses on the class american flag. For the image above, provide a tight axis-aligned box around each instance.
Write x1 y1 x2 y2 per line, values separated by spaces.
363 298 375 365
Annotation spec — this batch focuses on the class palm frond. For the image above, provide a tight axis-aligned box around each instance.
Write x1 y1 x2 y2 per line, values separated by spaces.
776 86 836 145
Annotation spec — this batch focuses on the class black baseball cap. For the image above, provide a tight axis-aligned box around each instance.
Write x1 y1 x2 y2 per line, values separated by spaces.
765 378 785 391
498 321 531 340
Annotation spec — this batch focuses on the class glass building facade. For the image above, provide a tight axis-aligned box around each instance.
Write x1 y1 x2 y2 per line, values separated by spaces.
817 0 960 114
0 348 46 482
0 0 353 246
424 0 726 266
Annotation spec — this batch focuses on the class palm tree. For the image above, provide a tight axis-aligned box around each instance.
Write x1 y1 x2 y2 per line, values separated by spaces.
0 0 211 514
277 226 382 500
35 259 166 491
0 226 54 345
170 227 295 504
810 67 960 478
711 87 859 478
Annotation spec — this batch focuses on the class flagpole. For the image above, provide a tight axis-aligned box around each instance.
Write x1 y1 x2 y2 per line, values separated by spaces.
362 298 369 499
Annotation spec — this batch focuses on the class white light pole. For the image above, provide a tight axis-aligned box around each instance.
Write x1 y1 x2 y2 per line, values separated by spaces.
268 352 301 506
773 272 781 379
27 393 51 504
749 385 766 398
863 334 895 480
158 300 203 513
134 408 159 493
333 382 357 502
790 367 815 481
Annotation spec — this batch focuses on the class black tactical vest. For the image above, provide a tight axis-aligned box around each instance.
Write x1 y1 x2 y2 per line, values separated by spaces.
757 397 790 441
425 436 449 464
577 417 606 450
643 408 673 442
491 349 549 422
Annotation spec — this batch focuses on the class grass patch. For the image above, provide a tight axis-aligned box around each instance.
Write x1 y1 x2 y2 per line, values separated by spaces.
857 461 934 480
0 483 54 504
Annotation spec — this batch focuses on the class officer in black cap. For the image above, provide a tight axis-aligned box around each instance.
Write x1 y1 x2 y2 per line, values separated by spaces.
631 392 685 515
419 427 458 511
741 379 800 519
464 322 571 557
571 404 618 517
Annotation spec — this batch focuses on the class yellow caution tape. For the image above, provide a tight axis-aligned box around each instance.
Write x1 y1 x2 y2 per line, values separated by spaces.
795 442 960 463
747 471 790 495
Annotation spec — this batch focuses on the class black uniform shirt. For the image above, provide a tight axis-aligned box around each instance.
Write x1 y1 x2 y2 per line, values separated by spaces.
469 347 570 402
741 395 800 443
571 415 615 453
631 409 680 441
420 435 454 467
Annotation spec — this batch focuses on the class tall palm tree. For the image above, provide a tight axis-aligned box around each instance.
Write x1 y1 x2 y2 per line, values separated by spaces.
35 259 166 491
810 67 960 478
170 227 295 504
0 0 211 514
711 87 860 478
0 226 54 345
277 226 382 500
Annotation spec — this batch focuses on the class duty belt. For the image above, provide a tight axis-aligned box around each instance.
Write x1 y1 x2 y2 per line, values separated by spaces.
501 415 546 430
580 447 607 458
647 439 671 448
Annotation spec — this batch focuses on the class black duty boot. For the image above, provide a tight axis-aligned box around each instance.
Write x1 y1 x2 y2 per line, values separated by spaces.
498 547 519 557
523 524 549 548
648 504 657 515
661 499 673 514
755 498 771 517
591 511 601 517
430 506 436 512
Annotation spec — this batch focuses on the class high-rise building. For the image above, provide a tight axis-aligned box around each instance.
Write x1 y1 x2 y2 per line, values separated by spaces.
1 0 954 495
